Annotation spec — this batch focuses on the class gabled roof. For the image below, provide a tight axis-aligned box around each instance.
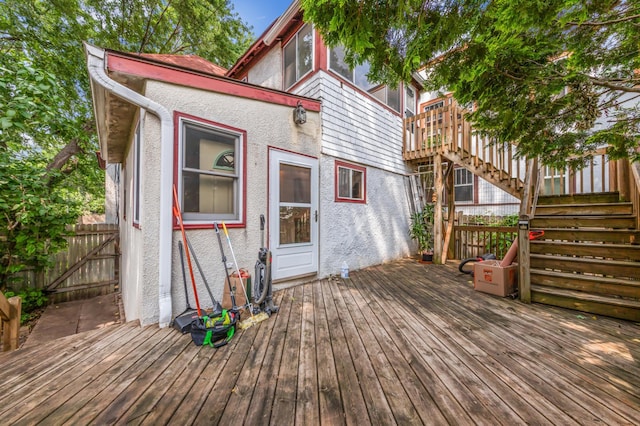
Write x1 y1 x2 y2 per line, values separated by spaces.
227 0 302 78
87 44 320 163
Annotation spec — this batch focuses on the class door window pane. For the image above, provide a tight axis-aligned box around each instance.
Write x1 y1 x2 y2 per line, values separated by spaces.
279 207 311 244
280 164 311 203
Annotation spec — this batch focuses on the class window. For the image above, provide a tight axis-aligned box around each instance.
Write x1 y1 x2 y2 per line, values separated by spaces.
335 161 366 203
370 84 401 112
284 24 313 89
178 116 245 225
454 168 474 203
329 44 401 112
404 86 416 118
329 45 374 91
133 122 141 225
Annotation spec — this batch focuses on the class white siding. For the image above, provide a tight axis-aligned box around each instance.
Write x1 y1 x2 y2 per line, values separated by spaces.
294 71 411 176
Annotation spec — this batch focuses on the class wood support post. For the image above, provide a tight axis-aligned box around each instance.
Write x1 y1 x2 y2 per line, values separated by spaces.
518 217 531 304
434 155 444 264
1 294 22 351
442 163 455 263
617 159 631 202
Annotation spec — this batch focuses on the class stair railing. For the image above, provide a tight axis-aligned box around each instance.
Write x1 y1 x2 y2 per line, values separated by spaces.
403 99 526 191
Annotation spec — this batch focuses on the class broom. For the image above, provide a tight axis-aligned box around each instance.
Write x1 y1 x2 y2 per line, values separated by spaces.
220 222 269 330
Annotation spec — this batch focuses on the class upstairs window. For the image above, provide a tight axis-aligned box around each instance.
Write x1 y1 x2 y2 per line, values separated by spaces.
178 116 245 225
284 24 313 89
329 44 401 112
404 86 416 118
335 160 366 203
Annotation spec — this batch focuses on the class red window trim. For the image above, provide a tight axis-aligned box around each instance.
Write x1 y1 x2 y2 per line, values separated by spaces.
335 160 367 204
172 111 247 230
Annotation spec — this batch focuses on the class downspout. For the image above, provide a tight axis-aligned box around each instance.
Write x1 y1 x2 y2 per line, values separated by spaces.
85 42 174 328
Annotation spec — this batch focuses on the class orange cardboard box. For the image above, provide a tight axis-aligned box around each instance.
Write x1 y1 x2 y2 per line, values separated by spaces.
473 260 518 297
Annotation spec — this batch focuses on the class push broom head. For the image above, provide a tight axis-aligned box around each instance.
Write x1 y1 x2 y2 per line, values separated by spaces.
238 311 270 330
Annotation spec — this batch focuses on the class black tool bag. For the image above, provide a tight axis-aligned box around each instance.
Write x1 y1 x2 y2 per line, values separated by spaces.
190 310 238 348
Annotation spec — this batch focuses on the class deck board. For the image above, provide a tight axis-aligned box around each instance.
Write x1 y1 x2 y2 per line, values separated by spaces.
2 260 639 425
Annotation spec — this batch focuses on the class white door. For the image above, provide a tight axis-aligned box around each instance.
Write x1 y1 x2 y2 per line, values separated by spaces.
269 149 319 280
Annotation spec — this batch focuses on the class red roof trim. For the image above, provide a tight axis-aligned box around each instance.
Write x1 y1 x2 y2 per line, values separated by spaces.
106 52 321 112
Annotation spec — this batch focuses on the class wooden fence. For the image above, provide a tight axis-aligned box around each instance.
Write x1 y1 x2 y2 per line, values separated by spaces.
451 225 517 261
8 224 119 303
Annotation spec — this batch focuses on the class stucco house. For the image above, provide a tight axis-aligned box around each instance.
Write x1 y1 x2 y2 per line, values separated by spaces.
85 1 421 326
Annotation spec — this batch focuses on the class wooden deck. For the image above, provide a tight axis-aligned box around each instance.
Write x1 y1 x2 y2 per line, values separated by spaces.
1 260 639 425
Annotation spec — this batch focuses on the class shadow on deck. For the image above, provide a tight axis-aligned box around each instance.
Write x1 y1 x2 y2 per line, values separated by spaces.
1 260 639 424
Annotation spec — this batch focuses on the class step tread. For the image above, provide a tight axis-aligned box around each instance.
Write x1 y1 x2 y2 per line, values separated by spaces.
530 268 640 287
530 254 640 267
531 285 640 309
531 240 640 249
537 192 621 205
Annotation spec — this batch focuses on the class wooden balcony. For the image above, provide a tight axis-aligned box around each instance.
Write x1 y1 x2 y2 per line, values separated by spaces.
2 260 639 424
403 100 526 198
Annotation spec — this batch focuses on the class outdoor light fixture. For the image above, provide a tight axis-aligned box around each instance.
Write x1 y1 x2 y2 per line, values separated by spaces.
293 101 307 125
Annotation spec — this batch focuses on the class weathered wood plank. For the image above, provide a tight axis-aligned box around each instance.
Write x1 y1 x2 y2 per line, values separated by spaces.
269 284 304 425
417 266 640 421
320 280 370 425
216 293 284 425
0 323 139 412
295 284 320 426
242 287 295 425
2 325 160 424
311 280 346 425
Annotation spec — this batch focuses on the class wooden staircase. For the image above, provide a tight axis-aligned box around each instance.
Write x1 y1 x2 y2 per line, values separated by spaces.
403 99 525 199
529 192 640 321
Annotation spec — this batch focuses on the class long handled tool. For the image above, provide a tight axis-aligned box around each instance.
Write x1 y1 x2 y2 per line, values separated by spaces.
219 222 270 329
173 185 202 317
172 241 200 333
214 222 241 311
186 238 223 316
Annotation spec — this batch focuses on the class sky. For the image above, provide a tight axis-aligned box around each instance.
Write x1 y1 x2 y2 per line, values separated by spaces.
231 0 293 38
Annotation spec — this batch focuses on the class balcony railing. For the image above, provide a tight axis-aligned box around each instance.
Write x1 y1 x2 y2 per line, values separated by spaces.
403 100 526 188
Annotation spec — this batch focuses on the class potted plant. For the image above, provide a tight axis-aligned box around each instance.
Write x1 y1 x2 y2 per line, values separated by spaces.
409 203 435 262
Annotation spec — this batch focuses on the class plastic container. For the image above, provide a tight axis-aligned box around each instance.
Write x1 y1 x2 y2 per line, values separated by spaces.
341 261 349 279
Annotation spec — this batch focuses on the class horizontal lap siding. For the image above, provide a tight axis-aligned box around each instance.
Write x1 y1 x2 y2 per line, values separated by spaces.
295 72 409 175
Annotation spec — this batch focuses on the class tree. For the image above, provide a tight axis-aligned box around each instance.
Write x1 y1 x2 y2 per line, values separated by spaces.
302 0 640 168
0 0 252 287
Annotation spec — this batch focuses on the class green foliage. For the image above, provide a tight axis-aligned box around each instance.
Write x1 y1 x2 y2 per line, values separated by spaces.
0 0 251 284
0 151 81 284
3 288 49 324
409 204 435 253
302 0 640 168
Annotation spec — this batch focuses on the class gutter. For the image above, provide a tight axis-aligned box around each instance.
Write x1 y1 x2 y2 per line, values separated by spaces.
84 42 174 328
263 0 300 46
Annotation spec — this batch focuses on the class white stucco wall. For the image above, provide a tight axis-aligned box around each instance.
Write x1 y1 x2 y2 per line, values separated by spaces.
318 155 413 275
119 134 143 323
292 72 414 273
247 44 283 90
128 80 321 325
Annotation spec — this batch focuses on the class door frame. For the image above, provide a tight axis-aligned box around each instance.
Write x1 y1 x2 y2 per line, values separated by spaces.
268 147 319 281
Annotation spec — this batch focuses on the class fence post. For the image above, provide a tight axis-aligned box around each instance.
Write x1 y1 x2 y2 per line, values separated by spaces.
518 217 531 304
1 295 22 351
